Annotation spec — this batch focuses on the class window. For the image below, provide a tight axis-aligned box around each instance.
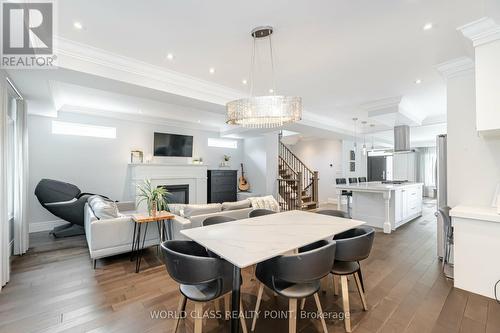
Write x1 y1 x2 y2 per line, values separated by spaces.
207 138 238 149
52 121 116 139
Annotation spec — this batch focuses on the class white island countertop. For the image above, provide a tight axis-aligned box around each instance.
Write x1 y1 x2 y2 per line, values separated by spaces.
336 181 424 192
450 205 500 223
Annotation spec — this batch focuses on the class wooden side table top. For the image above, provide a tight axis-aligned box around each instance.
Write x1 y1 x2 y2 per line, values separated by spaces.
132 211 175 223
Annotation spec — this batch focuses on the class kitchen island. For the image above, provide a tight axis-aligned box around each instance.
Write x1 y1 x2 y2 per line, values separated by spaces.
336 181 424 233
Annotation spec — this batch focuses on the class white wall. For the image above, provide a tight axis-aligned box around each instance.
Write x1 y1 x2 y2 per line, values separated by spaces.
242 133 278 197
447 70 500 207
28 112 244 229
289 138 343 204
342 140 368 180
243 137 267 196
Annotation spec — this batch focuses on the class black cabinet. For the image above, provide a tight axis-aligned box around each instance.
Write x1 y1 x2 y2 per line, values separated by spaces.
207 170 237 203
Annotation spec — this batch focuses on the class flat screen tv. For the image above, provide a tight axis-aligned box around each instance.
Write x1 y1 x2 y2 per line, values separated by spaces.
153 132 193 157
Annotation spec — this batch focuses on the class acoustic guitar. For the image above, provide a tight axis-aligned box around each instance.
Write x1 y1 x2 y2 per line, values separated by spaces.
238 163 250 191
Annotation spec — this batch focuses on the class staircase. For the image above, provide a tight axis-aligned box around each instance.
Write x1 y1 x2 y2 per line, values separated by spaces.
278 138 319 211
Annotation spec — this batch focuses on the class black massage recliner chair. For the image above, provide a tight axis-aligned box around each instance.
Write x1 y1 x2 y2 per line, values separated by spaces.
34 179 103 237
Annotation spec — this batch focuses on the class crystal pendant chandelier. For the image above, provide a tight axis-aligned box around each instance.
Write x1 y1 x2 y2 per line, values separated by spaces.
226 26 302 128
361 121 367 155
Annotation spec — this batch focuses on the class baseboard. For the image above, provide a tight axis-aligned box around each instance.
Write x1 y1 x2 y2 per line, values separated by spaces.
327 197 338 204
29 220 67 233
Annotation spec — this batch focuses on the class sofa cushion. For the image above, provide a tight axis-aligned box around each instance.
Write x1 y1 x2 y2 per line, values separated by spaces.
182 203 222 218
248 195 280 212
222 199 251 211
88 195 120 220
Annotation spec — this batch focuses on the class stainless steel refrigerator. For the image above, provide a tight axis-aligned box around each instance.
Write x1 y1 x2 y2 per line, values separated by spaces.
436 134 453 276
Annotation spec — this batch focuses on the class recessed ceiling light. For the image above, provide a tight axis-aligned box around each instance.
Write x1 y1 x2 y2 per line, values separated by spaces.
423 22 433 31
73 21 83 30
242 79 248 85
415 79 422 84
269 88 274 94
209 67 215 74
197 120 201 123
166 53 174 61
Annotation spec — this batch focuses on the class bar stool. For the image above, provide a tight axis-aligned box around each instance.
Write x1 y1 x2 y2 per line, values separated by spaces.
335 178 352 216
316 209 350 218
358 177 367 183
348 177 358 184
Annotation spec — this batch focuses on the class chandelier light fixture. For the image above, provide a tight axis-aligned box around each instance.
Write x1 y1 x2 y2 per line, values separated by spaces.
226 26 302 128
370 124 375 151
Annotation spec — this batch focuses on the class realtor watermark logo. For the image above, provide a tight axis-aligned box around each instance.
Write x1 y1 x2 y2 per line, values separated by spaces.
1 0 57 68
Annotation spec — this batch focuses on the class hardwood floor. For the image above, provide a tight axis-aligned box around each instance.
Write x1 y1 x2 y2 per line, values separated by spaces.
1 201 499 333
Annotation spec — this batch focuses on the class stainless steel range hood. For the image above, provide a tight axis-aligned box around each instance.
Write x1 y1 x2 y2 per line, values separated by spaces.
394 125 412 152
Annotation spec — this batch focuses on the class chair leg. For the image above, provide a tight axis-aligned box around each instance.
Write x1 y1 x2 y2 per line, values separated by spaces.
93 259 96 269
251 283 264 331
194 302 203 333
321 275 329 293
240 300 248 333
333 275 339 296
214 297 221 313
313 293 328 333
357 265 365 293
289 298 297 333
224 294 231 320
340 275 351 332
300 298 306 310
174 295 187 333
354 271 368 311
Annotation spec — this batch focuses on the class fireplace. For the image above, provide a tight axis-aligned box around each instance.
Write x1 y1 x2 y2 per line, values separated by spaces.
161 184 189 204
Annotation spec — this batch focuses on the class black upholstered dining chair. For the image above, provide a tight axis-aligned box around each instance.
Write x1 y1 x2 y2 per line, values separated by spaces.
251 240 336 333
316 209 350 218
330 226 375 332
161 240 248 333
248 209 276 218
202 215 236 227
358 177 367 183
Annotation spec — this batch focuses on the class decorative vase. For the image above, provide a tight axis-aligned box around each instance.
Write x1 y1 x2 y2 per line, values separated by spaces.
151 201 157 217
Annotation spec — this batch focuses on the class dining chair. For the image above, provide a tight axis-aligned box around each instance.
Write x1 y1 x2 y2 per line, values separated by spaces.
348 177 358 184
330 226 374 332
251 239 336 333
202 215 236 227
358 177 367 183
161 240 248 333
316 209 350 218
248 209 276 218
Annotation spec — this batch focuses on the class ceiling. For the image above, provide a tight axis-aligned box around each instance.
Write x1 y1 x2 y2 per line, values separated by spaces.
8 0 489 144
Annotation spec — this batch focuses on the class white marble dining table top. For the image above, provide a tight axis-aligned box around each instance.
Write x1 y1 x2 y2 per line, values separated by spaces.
180 210 365 268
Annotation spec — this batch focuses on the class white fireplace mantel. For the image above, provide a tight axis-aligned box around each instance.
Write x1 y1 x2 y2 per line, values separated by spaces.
129 163 208 206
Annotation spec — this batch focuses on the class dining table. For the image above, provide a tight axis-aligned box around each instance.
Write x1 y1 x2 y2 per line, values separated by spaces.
180 209 365 333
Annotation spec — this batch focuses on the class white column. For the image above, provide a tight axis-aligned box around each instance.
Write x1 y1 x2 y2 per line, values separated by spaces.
383 191 392 234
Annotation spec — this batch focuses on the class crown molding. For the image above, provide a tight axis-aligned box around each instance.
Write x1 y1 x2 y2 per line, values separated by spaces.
436 57 474 80
53 37 244 106
360 96 402 113
58 104 223 133
458 17 500 47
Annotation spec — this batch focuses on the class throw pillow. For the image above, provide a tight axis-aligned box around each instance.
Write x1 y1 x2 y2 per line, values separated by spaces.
221 199 251 211
182 203 222 218
248 195 280 212
88 195 120 220
168 203 187 216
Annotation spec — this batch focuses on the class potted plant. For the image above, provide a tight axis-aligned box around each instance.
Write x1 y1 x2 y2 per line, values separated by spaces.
136 179 170 216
